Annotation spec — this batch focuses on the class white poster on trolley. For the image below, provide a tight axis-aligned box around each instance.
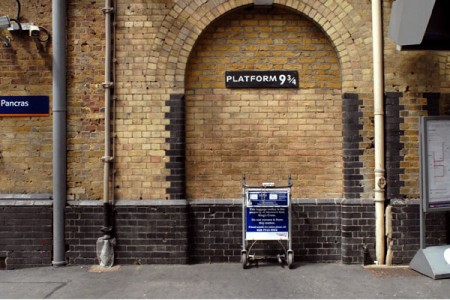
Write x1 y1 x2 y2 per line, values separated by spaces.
245 189 289 240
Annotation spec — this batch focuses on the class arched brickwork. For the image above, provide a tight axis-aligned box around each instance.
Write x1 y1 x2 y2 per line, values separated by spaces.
153 0 371 94
154 0 375 200
184 6 343 199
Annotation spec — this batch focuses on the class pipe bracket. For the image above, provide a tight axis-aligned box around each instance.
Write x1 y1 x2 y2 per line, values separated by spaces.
102 7 114 14
101 156 114 163
102 81 114 89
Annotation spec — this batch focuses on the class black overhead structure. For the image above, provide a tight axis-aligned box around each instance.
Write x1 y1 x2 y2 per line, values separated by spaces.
388 0 450 51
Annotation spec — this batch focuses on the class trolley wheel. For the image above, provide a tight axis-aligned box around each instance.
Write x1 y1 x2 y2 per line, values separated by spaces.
241 252 248 269
287 251 294 269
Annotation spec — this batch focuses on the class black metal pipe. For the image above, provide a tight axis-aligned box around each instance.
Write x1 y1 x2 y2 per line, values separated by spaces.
101 202 114 239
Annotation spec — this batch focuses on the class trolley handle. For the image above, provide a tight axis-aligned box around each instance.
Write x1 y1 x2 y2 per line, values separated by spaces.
242 184 292 189
241 175 293 188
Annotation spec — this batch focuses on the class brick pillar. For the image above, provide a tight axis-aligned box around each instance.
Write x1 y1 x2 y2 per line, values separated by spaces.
341 200 376 264
385 92 404 199
165 94 186 200
342 93 364 199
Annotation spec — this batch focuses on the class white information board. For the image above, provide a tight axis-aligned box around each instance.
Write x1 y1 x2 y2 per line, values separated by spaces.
245 189 290 240
420 117 450 212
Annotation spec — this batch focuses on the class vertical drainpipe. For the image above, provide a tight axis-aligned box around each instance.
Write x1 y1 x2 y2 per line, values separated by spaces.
52 0 67 267
372 0 386 265
101 0 114 236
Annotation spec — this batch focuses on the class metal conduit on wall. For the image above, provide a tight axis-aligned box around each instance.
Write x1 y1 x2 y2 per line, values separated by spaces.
52 0 67 267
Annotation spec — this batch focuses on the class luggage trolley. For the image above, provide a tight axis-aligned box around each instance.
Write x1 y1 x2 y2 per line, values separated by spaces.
241 175 294 269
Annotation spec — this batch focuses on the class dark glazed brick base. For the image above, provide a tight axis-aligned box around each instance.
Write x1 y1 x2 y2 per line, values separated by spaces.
2 199 449 269
188 204 242 263
390 199 449 265
291 202 342 262
0 205 53 270
189 200 367 264
66 204 189 265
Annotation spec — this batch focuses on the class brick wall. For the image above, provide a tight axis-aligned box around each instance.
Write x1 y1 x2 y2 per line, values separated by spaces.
2 0 449 202
0 197 52 270
190 200 344 264
391 200 450 265
3 199 450 269
342 93 364 199
185 7 342 200
112 0 377 200
66 0 106 200
385 92 404 199
292 200 343 263
1 0 450 269
66 201 189 265
0 0 53 195
65 200 369 266
188 202 242 263
341 200 375 264
0 0 449 200
165 94 186 200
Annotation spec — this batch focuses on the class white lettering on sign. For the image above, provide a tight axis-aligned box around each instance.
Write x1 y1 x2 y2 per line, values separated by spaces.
1 99 29 107
226 75 278 83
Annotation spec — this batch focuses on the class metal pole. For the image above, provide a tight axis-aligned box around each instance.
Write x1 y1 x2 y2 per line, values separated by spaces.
419 116 426 249
372 0 386 265
52 0 67 267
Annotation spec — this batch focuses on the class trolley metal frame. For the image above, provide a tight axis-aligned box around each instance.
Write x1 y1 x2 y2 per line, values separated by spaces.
241 175 294 269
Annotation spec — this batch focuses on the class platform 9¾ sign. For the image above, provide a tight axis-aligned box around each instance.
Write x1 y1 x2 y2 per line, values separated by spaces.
225 70 298 89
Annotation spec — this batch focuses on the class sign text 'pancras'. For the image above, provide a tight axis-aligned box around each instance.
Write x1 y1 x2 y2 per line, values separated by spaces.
0 96 49 117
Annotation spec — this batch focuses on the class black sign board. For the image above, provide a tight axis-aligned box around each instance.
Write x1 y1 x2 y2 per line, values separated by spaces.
225 70 298 89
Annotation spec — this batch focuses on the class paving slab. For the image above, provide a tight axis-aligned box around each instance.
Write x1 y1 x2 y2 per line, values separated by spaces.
0 263 449 299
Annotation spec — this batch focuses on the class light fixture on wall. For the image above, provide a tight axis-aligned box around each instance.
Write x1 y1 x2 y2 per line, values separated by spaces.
0 16 10 28
2 0 51 48
9 22 51 43
0 16 11 47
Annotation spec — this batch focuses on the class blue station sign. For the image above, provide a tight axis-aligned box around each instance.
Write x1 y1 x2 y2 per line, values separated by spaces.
0 96 49 117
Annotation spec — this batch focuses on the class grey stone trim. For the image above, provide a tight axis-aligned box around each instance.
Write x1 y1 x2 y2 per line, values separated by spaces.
67 200 102 206
189 199 241 205
0 200 53 206
67 200 188 206
292 198 343 205
389 198 420 206
341 198 374 205
115 200 187 206
0 193 52 200
0 197 376 207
